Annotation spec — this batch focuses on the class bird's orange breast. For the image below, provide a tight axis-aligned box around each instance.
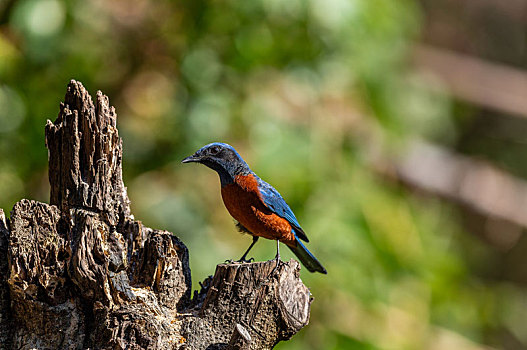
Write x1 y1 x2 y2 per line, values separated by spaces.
220 174 296 247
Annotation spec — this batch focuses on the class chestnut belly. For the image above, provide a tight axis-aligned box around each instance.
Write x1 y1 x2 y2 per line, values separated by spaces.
221 183 296 247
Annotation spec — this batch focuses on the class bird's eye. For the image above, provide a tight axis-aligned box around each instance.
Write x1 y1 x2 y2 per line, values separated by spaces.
209 146 220 155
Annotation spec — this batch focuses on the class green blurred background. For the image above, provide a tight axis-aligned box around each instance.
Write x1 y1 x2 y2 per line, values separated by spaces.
1 0 527 348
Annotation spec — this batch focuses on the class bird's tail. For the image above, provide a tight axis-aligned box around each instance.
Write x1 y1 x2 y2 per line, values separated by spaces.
287 236 327 274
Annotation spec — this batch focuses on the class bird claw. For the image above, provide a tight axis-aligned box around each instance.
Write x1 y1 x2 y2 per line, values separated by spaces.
225 257 255 264
268 257 282 276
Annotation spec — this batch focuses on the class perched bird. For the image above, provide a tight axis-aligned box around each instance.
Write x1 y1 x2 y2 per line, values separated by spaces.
182 142 327 274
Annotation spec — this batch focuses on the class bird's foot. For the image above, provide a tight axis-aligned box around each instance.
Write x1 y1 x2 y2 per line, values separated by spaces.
268 257 283 278
224 257 255 264
239 257 255 263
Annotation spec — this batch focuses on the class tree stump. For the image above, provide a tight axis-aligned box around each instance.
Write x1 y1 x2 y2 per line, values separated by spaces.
0 80 312 349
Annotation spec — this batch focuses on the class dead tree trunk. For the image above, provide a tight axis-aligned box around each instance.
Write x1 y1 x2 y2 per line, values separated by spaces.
0 80 312 350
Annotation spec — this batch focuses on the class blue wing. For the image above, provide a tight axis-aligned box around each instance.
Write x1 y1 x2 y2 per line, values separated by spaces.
256 176 309 242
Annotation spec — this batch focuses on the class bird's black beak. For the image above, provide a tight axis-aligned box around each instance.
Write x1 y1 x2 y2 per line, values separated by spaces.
181 154 201 164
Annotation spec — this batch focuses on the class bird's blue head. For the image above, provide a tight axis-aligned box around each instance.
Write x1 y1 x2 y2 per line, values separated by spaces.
182 142 251 185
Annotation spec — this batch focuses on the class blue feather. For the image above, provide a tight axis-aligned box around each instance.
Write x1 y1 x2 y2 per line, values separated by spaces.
287 231 327 274
255 176 309 242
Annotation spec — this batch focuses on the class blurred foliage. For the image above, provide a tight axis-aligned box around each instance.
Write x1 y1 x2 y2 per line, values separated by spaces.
0 0 524 349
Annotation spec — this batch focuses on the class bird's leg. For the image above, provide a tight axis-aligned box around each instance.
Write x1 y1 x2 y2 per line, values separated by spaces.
275 239 280 263
236 236 259 263
266 239 282 278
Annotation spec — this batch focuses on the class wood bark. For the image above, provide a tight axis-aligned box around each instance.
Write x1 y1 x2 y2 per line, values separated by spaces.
0 80 312 349
226 324 252 350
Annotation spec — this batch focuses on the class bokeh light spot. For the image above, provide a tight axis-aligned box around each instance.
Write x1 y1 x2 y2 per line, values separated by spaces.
25 0 65 37
188 94 231 144
181 48 222 91
0 86 26 133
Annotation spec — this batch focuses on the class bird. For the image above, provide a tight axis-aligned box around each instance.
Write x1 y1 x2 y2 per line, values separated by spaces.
182 142 327 274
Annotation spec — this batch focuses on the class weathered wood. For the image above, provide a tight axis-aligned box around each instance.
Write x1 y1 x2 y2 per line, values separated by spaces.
0 80 312 349
0 209 11 349
227 324 252 350
45 82 131 226
182 260 311 350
